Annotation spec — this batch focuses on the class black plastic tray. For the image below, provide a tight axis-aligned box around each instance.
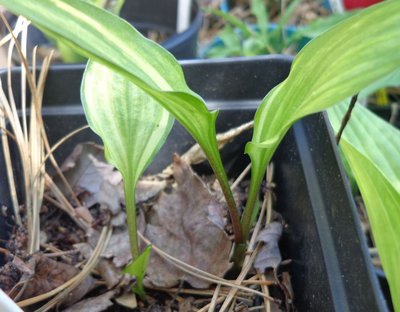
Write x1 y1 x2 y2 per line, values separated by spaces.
0 56 388 311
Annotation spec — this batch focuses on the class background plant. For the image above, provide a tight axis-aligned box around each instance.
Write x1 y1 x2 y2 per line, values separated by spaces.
1 0 400 309
204 0 354 58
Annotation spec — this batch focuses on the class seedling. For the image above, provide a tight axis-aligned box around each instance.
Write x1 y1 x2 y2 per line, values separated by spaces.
1 0 399 308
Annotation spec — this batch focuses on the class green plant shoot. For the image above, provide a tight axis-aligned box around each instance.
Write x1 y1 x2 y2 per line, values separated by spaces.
242 0 400 238
3 1 400 301
124 245 152 299
328 102 400 311
0 0 242 243
81 61 173 258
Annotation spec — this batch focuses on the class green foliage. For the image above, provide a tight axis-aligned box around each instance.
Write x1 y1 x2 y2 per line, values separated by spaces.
205 0 352 58
0 0 242 242
328 103 400 311
287 10 356 45
2 0 400 303
242 0 400 237
46 0 125 62
81 61 173 257
124 245 152 299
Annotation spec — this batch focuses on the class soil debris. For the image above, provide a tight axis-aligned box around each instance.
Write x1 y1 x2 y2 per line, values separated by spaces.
254 221 283 271
61 289 116 312
2 253 94 306
141 155 232 288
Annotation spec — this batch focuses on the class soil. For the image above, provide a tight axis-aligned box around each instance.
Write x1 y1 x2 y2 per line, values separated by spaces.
0 149 293 311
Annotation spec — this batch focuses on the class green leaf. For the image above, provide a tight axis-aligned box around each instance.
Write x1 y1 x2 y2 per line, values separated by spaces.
288 11 357 44
276 0 302 31
124 245 152 299
243 37 266 56
45 0 125 62
359 68 400 98
269 0 302 49
242 0 400 238
0 0 242 242
250 0 268 43
328 102 400 312
205 7 253 38
81 61 173 257
213 26 242 57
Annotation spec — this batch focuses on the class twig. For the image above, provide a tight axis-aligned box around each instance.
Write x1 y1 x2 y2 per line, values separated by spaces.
31 125 90 186
0 107 21 225
259 273 271 312
138 232 275 301
231 163 251 191
43 177 91 230
265 164 274 226
208 283 221 312
219 244 263 311
336 94 358 144
389 103 399 125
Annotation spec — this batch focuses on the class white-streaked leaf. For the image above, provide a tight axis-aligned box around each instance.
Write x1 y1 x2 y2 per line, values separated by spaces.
82 61 173 256
328 103 400 311
0 0 241 242
82 61 173 185
242 0 400 236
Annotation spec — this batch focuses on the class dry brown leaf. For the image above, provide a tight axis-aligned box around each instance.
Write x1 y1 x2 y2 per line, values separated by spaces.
254 222 283 272
56 143 166 223
115 292 138 309
58 143 124 215
142 155 232 288
61 290 116 312
16 254 94 306
101 229 132 268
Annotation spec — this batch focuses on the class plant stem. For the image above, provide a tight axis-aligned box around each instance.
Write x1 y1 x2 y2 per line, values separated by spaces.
241 147 275 243
241 172 263 242
336 94 358 144
207 150 243 244
124 182 140 259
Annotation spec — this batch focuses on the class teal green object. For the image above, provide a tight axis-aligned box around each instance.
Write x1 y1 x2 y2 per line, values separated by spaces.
200 23 310 58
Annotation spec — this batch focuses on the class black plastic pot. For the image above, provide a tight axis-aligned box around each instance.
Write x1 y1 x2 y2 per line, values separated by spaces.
9 0 202 60
366 104 400 129
120 0 202 59
0 56 389 311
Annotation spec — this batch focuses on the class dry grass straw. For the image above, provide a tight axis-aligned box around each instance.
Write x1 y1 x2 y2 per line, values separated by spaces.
0 17 108 311
0 14 50 253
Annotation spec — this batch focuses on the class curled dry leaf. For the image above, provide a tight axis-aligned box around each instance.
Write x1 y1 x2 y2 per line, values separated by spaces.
254 222 283 272
10 253 94 306
142 155 232 288
56 143 124 216
61 290 116 312
56 143 166 225
102 229 133 268
115 292 138 309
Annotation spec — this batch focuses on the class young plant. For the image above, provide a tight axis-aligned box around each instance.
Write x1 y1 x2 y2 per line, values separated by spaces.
81 61 174 258
204 0 355 58
2 0 400 308
205 0 302 57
